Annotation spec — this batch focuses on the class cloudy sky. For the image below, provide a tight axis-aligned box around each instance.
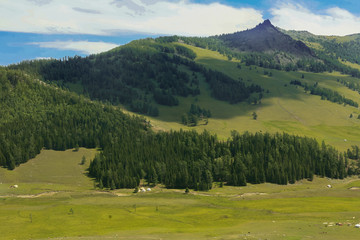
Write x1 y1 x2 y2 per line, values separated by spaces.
1 0 360 65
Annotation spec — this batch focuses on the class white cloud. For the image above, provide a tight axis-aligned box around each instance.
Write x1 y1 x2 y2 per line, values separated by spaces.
270 3 360 36
30 40 119 54
35 57 54 60
28 0 53 6
0 0 263 36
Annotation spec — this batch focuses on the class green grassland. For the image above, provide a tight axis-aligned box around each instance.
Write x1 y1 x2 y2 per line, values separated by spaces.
0 148 97 195
143 43 360 151
341 59 360 71
1 149 360 239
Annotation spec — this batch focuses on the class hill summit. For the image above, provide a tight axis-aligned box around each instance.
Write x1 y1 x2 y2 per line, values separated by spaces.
218 19 313 57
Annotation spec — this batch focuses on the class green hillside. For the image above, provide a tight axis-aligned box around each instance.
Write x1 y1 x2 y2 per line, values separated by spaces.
2 21 360 185
145 43 360 151
8 21 360 154
1 59 355 191
281 29 360 78
9 36 360 151
10 39 261 117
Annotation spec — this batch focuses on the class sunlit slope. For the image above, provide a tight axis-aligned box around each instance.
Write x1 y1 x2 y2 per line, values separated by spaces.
0 148 97 194
148 44 360 150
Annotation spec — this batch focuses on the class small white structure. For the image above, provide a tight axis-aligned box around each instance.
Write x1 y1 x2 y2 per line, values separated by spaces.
10 184 18 188
140 187 146 192
327 185 332 188
146 188 151 191
355 224 360 228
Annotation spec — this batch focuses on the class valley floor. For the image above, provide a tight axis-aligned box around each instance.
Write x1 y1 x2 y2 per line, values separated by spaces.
1 149 360 239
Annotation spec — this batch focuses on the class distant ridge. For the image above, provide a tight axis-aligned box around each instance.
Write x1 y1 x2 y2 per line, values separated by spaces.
218 19 313 57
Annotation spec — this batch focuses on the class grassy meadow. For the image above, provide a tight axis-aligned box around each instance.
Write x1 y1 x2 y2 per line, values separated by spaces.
142 44 360 151
1 149 360 239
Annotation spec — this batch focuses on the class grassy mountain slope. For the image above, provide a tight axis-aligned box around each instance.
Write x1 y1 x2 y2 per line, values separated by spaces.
5 32 360 153
146 44 360 150
283 29 360 64
10 39 261 117
5 64 350 190
282 29 360 76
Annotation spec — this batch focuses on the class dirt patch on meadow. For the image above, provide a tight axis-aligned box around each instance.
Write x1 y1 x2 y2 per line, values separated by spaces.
190 192 212 197
114 193 130 197
233 192 268 198
0 191 59 198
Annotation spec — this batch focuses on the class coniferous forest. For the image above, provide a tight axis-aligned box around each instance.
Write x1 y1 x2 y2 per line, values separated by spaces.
88 130 350 190
290 80 359 107
0 68 147 169
0 67 355 191
9 39 262 116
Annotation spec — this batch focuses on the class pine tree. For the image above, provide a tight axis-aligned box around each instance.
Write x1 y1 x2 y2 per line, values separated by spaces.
252 112 257 120
110 180 116 190
80 156 86 165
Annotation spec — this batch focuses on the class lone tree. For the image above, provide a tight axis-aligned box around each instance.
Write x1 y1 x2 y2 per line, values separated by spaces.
80 156 86 165
252 112 258 120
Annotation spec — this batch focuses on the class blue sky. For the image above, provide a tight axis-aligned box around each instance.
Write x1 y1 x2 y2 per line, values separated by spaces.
1 0 360 65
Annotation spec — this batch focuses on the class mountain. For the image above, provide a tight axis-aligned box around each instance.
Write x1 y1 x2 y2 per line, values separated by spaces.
0 67 351 189
7 21 360 151
218 20 313 58
172 20 324 69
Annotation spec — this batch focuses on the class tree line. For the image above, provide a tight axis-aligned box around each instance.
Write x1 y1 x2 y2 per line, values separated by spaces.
89 130 353 191
290 80 358 107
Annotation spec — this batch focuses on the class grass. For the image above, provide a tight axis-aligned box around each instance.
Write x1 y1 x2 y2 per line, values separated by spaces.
340 59 360 71
1 149 360 239
0 148 97 194
142 44 360 150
